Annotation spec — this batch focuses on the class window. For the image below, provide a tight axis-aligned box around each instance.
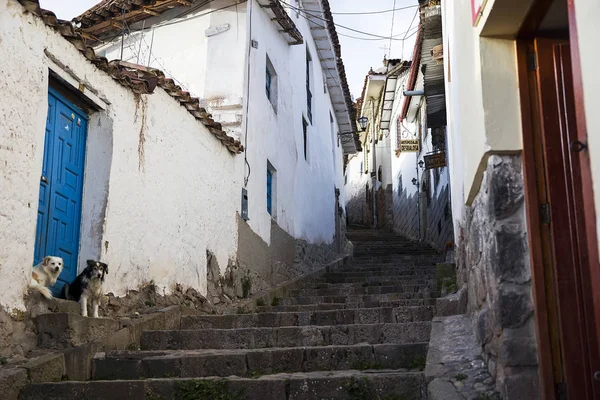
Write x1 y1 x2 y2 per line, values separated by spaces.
266 162 277 217
266 68 272 99
306 50 313 123
265 55 278 112
398 173 403 196
330 112 337 172
303 118 309 161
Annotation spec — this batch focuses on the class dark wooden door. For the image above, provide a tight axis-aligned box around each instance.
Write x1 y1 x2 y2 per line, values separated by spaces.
534 38 600 399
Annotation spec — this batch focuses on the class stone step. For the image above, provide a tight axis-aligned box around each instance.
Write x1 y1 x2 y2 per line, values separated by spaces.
22 370 427 400
141 322 432 350
280 292 437 306
324 270 436 278
331 264 438 271
318 274 437 284
258 299 437 313
182 306 434 329
352 256 444 263
352 248 438 254
290 284 434 297
92 342 428 380
309 278 436 287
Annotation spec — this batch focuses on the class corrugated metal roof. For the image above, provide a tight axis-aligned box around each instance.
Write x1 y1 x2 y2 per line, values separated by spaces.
18 0 244 154
421 5 446 128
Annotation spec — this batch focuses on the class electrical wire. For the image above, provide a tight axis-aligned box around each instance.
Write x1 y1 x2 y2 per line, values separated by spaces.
388 0 397 55
243 0 253 187
336 26 418 42
329 5 418 15
279 1 412 41
98 1 246 45
401 7 419 59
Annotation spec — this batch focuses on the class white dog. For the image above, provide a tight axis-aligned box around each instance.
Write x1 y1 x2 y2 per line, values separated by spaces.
29 256 64 299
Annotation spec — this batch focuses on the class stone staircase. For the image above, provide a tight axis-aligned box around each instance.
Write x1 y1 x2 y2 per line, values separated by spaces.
21 229 443 399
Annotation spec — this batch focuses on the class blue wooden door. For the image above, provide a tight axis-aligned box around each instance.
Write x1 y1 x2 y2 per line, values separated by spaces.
266 169 273 215
34 89 87 294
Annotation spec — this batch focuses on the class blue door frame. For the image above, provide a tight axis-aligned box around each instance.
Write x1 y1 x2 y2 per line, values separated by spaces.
35 88 88 294
267 169 273 215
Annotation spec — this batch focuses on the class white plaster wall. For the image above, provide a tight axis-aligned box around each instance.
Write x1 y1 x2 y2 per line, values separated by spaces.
97 0 247 103
345 152 370 205
440 0 524 212
390 74 418 201
242 0 343 245
0 0 241 311
574 0 600 251
441 0 465 225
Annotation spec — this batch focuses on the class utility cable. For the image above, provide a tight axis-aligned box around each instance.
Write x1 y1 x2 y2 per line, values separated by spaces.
401 7 419 59
330 5 418 15
279 0 412 41
388 0 397 55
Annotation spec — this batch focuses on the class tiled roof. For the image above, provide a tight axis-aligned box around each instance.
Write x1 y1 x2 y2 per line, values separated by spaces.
17 0 244 154
74 0 193 39
320 0 361 152
76 0 303 47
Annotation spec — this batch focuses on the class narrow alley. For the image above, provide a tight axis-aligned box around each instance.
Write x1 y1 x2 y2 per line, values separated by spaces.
21 229 491 399
2 0 600 399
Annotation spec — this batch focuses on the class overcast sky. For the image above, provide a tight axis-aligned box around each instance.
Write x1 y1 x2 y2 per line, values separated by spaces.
39 0 418 99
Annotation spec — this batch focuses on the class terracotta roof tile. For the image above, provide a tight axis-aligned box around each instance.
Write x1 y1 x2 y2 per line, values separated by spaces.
320 0 361 152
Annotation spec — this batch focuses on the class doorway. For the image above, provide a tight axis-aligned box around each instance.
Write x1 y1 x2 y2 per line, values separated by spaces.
34 87 88 294
518 0 600 397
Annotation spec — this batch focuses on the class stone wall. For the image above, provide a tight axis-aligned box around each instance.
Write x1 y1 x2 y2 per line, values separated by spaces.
392 184 420 241
455 154 540 399
425 183 454 251
226 216 349 305
376 185 393 230
346 182 373 227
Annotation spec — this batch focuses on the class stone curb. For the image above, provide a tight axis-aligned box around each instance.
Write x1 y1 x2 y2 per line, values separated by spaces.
2 305 187 400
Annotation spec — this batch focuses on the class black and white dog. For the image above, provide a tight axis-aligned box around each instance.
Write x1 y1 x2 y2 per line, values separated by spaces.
61 260 108 318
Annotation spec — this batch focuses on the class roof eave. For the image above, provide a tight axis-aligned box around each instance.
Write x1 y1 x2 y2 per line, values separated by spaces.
302 0 359 154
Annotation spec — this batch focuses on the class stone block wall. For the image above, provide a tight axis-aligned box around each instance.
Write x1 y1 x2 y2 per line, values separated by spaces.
455 154 540 399
392 186 420 240
376 185 394 230
346 184 373 227
425 183 454 250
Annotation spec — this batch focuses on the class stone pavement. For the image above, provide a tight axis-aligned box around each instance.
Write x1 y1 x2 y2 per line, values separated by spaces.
21 228 444 399
426 315 500 400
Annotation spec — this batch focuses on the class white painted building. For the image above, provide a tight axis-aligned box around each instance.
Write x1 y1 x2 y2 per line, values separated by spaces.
387 13 453 250
81 0 359 251
0 0 359 313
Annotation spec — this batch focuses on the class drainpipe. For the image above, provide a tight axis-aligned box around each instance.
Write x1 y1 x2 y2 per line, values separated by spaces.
416 155 421 241
371 99 378 229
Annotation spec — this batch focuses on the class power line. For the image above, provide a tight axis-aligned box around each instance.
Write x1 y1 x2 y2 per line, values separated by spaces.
401 8 419 59
98 1 245 45
279 1 410 41
388 0 397 56
337 26 418 41
281 2 418 44
329 5 418 15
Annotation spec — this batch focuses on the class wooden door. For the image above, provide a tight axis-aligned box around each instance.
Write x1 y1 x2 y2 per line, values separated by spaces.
533 38 600 399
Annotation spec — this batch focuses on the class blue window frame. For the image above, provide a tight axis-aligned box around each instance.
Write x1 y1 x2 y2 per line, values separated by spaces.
266 67 272 100
267 169 273 215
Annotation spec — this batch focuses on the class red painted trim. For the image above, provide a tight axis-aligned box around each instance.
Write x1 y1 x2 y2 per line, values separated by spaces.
471 0 482 24
400 26 423 121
